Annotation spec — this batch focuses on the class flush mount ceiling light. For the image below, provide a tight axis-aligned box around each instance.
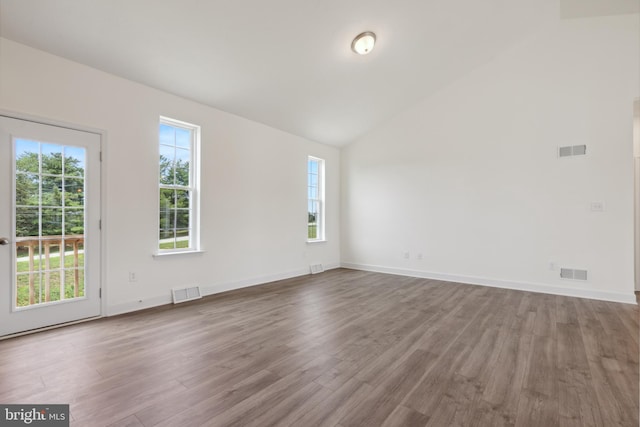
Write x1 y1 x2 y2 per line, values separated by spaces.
351 31 376 55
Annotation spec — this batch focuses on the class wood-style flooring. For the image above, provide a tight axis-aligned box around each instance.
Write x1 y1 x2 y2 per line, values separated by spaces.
0 269 638 426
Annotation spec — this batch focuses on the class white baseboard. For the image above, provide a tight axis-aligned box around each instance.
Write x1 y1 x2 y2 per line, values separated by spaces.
341 262 637 305
200 268 309 297
201 262 341 296
106 262 341 316
107 294 173 316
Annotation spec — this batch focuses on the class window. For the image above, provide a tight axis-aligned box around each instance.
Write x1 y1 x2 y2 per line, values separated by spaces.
158 117 200 252
308 156 325 241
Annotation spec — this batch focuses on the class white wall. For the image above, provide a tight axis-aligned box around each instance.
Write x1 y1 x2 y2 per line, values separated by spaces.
0 38 340 315
341 13 639 303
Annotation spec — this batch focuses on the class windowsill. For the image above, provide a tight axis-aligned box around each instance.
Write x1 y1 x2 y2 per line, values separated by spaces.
153 249 206 258
307 239 327 244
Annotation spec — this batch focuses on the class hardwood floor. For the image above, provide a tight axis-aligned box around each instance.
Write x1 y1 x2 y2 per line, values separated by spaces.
0 269 637 426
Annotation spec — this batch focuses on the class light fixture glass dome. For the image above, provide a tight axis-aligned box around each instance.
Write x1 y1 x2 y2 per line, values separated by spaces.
351 32 376 55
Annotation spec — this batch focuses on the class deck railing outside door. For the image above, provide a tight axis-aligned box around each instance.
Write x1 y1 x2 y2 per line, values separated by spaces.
15 235 84 306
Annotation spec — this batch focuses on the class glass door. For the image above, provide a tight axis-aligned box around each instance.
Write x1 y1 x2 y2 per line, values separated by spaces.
0 116 101 336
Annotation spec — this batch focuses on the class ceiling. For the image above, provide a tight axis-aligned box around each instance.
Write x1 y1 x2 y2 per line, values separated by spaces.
0 0 636 146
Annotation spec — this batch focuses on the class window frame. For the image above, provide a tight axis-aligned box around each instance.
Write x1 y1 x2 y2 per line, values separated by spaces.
157 116 201 255
307 156 325 243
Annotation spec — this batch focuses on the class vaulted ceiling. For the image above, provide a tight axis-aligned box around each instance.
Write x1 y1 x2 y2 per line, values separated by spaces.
0 0 637 145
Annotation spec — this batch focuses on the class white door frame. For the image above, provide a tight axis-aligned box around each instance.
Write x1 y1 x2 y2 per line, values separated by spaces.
0 109 108 334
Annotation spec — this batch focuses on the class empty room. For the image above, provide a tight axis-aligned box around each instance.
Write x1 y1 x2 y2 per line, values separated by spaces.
0 0 638 426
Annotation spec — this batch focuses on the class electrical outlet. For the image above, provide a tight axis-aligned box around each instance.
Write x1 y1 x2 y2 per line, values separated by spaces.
129 272 138 283
403 251 410 259
549 262 556 271
417 253 423 260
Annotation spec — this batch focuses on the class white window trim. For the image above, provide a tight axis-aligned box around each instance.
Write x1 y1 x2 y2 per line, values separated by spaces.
152 249 205 258
307 156 325 243
156 116 201 256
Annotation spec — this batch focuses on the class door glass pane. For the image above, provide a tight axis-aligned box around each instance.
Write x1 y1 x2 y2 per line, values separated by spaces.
46 271 62 303
64 269 84 299
64 178 85 206
42 208 63 236
75 241 85 268
14 139 88 309
15 139 39 173
41 144 63 175
63 146 85 177
65 208 84 235
15 173 39 206
42 176 63 207
15 242 41 307
15 207 39 237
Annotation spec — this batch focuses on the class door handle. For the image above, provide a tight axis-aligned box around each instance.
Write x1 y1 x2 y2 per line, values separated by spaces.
0 237 9 245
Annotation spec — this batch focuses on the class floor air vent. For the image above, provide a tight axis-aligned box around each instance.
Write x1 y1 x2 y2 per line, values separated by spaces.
560 268 587 281
172 286 202 304
310 264 325 274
